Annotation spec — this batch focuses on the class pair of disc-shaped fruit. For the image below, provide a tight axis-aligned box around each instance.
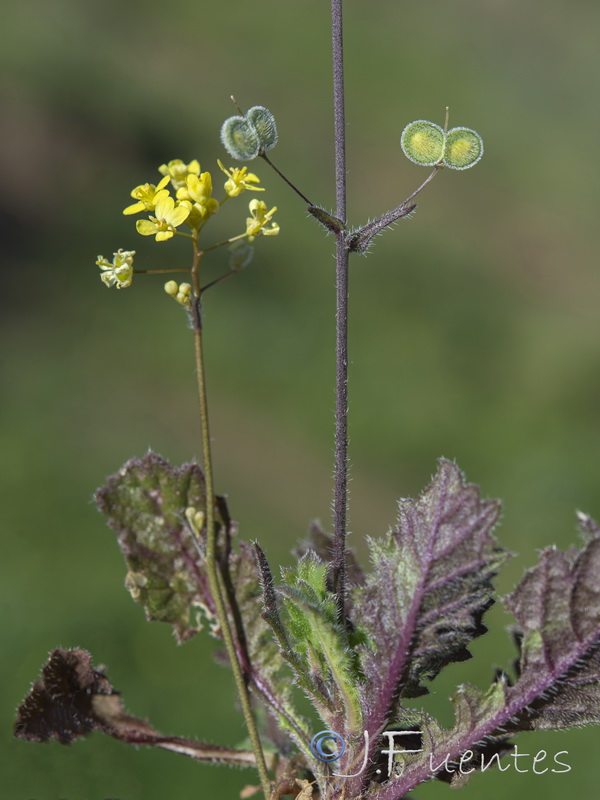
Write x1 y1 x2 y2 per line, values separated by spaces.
401 120 483 170
221 106 278 161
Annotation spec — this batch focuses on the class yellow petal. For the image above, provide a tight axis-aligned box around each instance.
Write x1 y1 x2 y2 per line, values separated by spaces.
123 201 145 215
136 219 157 236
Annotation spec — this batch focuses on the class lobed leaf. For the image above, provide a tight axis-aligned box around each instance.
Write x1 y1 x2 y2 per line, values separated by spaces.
345 459 505 796
372 511 600 800
354 459 505 722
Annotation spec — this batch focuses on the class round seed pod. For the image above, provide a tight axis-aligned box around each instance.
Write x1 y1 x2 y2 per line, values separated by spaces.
246 106 278 151
229 240 254 271
443 127 483 170
220 115 261 161
401 120 445 166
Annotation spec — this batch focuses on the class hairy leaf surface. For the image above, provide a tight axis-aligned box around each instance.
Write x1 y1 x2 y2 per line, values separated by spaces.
95 451 221 641
354 460 505 723
372 511 600 800
503 511 600 730
343 459 505 797
96 452 307 749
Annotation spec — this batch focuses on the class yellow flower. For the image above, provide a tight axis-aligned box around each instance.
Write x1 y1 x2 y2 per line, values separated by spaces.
217 160 264 198
158 159 201 191
176 172 219 228
136 195 191 241
123 176 170 215
96 249 135 289
164 280 192 308
245 199 279 239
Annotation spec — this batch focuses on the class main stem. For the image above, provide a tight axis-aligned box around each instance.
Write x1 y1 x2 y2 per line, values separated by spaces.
331 0 349 628
190 243 272 800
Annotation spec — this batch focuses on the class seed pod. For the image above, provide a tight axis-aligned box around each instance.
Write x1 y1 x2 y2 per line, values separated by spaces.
401 120 445 166
228 240 254 271
443 127 483 170
246 106 278 151
220 115 261 161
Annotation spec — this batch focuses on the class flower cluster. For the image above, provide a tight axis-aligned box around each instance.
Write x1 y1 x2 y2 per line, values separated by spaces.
126 159 215 240
96 156 279 298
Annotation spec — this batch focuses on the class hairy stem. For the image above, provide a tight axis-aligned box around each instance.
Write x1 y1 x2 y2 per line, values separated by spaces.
190 240 272 799
331 0 349 629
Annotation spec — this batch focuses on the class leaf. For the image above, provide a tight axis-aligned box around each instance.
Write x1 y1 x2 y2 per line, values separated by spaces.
342 459 505 797
503 514 600 730
354 459 505 720
260 549 365 737
371 511 600 800
228 542 312 753
95 451 227 642
96 452 310 750
14 648 267 768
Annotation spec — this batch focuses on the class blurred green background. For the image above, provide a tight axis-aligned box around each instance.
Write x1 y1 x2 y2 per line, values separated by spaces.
2 0 600 797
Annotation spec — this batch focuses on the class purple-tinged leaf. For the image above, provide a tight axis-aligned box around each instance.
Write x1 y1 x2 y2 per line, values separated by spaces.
95 451 226 642
371 513 600 800
347 459 506 795
14 648 269 768
503 522 600 730
96 453 309 750
355 459 505 714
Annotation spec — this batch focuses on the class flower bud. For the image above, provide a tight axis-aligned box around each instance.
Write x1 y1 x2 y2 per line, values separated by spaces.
401 120 445 166
246 106 278 151
164 281 192 308
443 127 483 170
220 115 260 161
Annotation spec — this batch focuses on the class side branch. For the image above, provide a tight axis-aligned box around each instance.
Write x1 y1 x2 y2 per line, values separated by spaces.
348 165 441 253
348 203 416 254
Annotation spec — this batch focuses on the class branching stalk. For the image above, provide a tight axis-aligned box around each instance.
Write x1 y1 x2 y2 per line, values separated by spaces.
189 239 272 800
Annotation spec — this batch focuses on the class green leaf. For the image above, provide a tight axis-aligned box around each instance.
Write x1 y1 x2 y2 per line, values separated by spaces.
278 553 364 734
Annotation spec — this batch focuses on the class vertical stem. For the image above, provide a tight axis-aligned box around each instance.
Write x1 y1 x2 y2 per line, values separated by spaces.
332 0 347 226
331 0 349 628
190 243 272 800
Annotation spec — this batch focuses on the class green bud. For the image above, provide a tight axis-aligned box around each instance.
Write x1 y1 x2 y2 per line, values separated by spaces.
220 115 260 161
246 105 278 151
401 120 445 166
443 127 483 170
